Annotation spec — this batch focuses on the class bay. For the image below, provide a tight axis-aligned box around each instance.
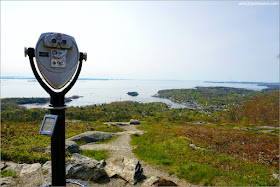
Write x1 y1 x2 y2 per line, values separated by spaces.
1 79 267 108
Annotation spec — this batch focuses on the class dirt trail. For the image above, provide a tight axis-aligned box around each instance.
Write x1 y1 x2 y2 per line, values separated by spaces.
81 125 191 186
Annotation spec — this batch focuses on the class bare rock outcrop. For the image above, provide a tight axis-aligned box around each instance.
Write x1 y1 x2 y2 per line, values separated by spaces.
129 119 140 125
65 140 82 153
104 157 145 184
1 177 17 187
66 153 106 181
4 162 41 177
20 163 41 176
67 131 117 143
44 140 81 154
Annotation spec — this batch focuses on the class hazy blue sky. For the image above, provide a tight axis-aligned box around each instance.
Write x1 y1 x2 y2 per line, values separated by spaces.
1 1 279 82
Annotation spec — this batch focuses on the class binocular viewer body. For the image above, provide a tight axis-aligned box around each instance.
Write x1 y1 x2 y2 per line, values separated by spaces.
35 32 79 89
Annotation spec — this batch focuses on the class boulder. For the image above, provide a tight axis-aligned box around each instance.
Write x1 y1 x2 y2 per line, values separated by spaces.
5 163 41 177
104 157 145 184
67 131 117 143
1 177 16 187
141 176 178 186
20 163 41 176
129 119 140 125
66 140 82 154
43 140 81 154
66 153 106 181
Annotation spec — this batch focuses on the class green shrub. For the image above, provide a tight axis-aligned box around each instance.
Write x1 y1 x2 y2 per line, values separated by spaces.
1 169 18 178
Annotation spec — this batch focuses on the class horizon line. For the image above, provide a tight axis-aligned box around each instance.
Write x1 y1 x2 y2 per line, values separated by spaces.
0 76 279 84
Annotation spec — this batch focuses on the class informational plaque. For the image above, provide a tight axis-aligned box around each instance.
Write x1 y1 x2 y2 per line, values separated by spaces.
39 115 58 136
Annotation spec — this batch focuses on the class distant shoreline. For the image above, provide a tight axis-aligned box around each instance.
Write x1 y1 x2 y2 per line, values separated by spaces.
204 81 279 91
1 77 279 84
204 81 279 85
0 77 111 81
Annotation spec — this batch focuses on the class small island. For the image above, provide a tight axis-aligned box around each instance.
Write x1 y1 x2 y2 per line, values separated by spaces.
127 92 139 96
65 95 83 103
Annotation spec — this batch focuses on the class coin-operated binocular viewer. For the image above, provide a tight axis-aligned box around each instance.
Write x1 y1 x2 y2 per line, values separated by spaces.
25 32 87 186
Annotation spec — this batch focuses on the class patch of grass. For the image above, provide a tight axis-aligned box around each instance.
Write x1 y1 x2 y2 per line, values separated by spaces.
177 163 216 185
73 140 88 146
1 149 51 164
96 136 119 144
80 150 108 161
1 169 18 178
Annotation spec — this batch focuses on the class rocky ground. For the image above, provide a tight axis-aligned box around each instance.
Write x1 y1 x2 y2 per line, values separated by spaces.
81 125 190 186
1 125 192 187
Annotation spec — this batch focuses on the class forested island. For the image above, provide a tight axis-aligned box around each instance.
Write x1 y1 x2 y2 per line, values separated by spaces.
1 87 279 186
127 92 139 96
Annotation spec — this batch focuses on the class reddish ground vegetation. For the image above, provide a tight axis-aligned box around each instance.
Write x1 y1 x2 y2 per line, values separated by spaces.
228 91 279 126
175 123 279 170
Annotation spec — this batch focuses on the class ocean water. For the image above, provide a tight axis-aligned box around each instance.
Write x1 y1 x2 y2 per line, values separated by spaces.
1 79 267 108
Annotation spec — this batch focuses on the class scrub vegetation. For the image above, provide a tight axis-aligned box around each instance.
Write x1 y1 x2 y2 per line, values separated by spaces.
1 87 279 186
0 169 18 178
1 120 122 164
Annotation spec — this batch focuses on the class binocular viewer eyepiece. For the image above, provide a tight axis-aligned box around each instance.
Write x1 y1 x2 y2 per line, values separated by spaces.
25 32 87 89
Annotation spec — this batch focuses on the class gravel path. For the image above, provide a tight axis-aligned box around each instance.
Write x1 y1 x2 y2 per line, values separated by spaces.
81 125 191 186
81 125 143 160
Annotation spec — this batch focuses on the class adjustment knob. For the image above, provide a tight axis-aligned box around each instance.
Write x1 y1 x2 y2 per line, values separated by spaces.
83 53 87 61
24 47 28 57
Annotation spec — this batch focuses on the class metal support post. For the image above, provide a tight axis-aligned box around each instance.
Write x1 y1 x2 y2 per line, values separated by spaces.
50 107 66 186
